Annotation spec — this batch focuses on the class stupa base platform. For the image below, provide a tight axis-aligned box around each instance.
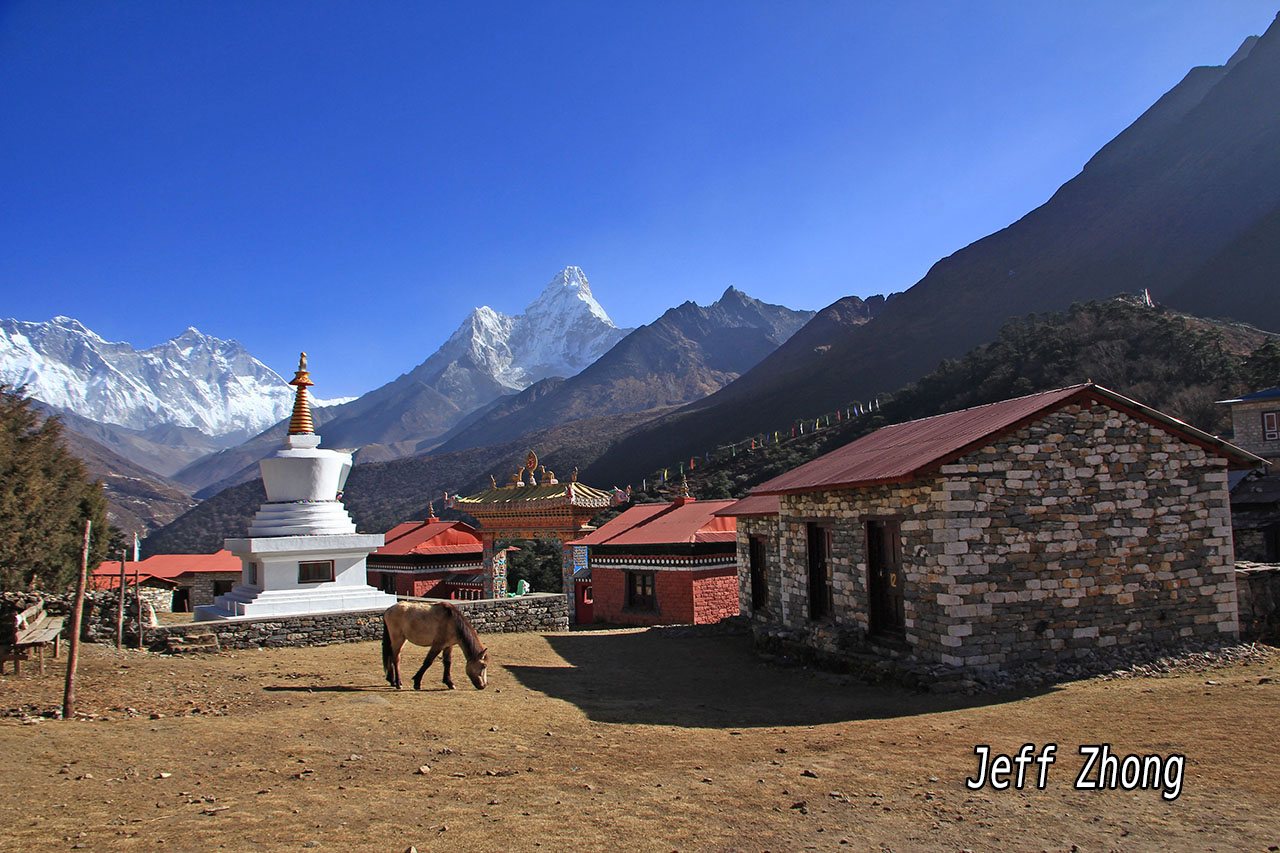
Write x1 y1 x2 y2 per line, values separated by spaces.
194 584 397 621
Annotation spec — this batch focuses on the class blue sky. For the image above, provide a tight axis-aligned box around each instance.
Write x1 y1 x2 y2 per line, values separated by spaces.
1 2 1275 396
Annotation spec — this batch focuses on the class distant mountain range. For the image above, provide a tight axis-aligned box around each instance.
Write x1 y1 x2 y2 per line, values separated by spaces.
582 18 1280 487
433 286 819 453
284 266 633 457
0 317 348 440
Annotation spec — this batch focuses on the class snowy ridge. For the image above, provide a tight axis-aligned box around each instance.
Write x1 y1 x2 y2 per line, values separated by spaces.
0 317 342 437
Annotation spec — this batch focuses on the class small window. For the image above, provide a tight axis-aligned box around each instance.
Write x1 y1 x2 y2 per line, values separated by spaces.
379 573 396 595
244 562 258 585
583 585 594 605
1264 411 1279 441
626 571 655 610
298 560 335 584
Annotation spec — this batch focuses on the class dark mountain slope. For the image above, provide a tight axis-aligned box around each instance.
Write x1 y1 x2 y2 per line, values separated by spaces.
58 425 196 537
1165 201 1280 333
586 19 1280 486
434 288 818 453
669 298 1276 502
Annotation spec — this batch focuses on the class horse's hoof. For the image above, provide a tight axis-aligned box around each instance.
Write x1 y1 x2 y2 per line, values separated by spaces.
412 683 421 691
446 683 456 690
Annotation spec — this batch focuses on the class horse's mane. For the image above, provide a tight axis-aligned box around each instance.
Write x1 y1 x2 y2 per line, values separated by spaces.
449 604 486 661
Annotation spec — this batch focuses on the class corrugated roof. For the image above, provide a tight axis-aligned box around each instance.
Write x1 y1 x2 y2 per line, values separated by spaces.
570 499 737 547
376 519 482 556
571 504 670 545
1217 386 1280 404
714 494 780 518
753 384 1266 496
93 549 241 581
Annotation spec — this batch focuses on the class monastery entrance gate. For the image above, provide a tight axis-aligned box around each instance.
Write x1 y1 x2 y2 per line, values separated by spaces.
448 452 625 620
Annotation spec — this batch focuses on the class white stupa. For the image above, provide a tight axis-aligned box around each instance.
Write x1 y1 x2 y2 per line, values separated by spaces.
194 353 397 621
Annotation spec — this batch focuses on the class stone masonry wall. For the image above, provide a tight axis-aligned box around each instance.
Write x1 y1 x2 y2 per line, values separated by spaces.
1235 561 1280 642
736 516 782 626
151 593 568 650
769 402 1238 673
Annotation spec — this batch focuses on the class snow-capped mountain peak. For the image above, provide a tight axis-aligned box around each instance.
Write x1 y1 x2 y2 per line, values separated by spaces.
0 317 314 438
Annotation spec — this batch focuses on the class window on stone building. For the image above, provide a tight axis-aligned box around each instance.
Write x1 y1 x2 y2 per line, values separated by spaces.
807 523 833 620
212 579 235 597
749 535 768 611
626 571 655 610
1264 411 1279 441
298 560 335 584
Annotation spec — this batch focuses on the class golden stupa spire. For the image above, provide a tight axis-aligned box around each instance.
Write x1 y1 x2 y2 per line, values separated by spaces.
287 352 315 435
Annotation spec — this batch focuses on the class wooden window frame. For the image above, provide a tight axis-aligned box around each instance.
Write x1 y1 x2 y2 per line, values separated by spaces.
298 560 335 584
1264 411 1279 441
626 570 656 611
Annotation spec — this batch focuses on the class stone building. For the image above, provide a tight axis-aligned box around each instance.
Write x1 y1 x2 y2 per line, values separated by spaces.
1218 386 1280 560
93 550 242 612
570 491 740 627
721 384 1265 676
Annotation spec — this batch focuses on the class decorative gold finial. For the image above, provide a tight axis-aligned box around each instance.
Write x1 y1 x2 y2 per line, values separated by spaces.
489 474 497 489
570 467 579 483
678 476 691 499
427 500 436 519
287 352 315 435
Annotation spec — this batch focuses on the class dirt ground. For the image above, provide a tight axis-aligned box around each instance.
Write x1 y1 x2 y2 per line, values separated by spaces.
0 627 1277 852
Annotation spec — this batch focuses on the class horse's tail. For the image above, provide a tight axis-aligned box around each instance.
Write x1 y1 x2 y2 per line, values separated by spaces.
381 618 394 684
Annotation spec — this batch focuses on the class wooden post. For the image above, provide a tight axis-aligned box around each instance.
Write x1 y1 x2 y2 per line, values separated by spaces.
62 519 91 721
116 551 125 649
135 568 143 651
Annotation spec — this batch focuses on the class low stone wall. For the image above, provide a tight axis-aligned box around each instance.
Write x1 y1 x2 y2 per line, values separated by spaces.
150 593 569 651
1236 562 1280 642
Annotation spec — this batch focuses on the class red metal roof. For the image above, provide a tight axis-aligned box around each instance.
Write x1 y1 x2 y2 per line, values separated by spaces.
93 550 241 586
570 499 738 547
376 519 483 556
753 384 1266 496
714 494 780 517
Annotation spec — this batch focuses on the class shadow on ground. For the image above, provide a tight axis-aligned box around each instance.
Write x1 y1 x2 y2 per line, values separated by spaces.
503 626 1051 728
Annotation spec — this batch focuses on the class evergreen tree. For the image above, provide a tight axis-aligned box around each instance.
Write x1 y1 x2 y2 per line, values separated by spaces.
0 385 110 591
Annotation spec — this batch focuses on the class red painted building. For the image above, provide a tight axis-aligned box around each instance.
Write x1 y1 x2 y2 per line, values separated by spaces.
366 517 486 600
570 495 740 626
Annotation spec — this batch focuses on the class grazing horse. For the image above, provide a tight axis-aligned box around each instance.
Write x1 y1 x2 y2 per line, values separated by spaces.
382 601 488 690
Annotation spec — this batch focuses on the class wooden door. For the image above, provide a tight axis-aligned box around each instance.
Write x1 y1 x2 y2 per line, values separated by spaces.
866 520 904 636
807 523 832 620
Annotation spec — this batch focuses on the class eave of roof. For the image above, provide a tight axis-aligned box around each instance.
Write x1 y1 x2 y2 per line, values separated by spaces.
752 384 1268 497
714 494 780 518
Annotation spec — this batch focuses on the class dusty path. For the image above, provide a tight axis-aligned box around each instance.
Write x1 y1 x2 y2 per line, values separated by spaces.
0 628 1276 852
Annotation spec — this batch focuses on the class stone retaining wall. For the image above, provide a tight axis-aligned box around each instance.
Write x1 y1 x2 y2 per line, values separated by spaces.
150 593 568 650
1236 562 1280 642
